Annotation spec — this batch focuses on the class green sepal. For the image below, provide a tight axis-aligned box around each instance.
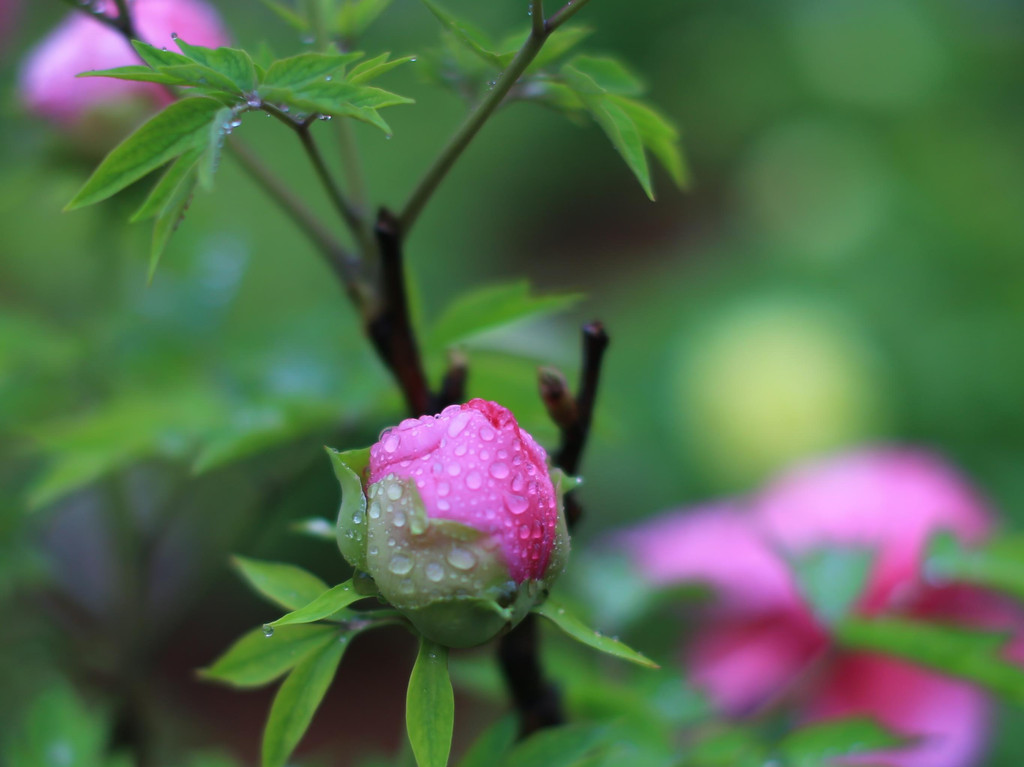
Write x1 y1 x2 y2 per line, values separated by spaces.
543 468 577 591
327 446 370 572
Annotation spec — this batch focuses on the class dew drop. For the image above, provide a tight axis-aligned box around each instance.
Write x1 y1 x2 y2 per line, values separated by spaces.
518 524 531 540
352 511 363 524
437 499 451 511
489 462 510 479
466 471 483 490
447 411 472 437
425 562 445 582
386 484 403 501
447 548 476 570
447 463 462 477
368 545 379 555
389 555 413 575
454 443 468 457
262 624 274 638
504 492 529 515
368 501 381 519
383 433 401 453
511 473 525 492
437 481 450 497
480 425 495 441
392 510 407 528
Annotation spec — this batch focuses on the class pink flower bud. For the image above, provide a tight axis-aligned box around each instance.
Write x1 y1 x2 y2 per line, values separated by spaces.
331 399 571 647
19 0 229 128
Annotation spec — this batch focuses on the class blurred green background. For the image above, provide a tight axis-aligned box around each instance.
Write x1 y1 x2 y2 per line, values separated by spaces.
3 0 1024 765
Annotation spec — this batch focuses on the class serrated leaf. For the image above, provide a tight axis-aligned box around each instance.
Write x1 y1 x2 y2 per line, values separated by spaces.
566 55 645 95
587 95 653 200
149 163 197 281
259 0 308 30
406 637 453 767
926 532 1024 603
791 546 873 627
348 53 416 85
457 715 517 767
416 0 503 68
157 62 244 94
66 97 223 210
131 145 205 222
175 39 259 93
608 96 688 188
336 0 393 38
836 617 1024 704
265 580 361 628
260 82 408 133
201 624 339 688
779 717 908 767
261 51 364 90
533 599 659 669
426 281 583 353
232 556 330 611
261 636 349 767
132 40 194 69
76 65 184 84
197 107 234 190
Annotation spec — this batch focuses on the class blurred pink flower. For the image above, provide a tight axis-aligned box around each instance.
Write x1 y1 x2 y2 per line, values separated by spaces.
19 0 229 127
622 449 1011 767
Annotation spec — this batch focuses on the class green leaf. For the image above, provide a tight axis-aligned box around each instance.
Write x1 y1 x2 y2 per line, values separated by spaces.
565 55 645 96
156 63 245 94
457 715 517 767
261 52 364 90
260 82 409 134
348 52 416 85
499 722 614 767
4 680 110 767
148 163 198 281
426 281 583 353
608 96 688 188
259 0 308 30
836 617 1024 704
76 66 184 84
197 107 234 190
175 39 259 93
926 531 1024 603
791 546 873 626
587 95 653 200
200 624 339 688
66 97 223 210
533 599 659 669
336 0 393 38
686 726 767 767
266 580 362 628
131 40 194 69
232 556 330 611
528 25 592 70
406 637 453 767
779 717 907 767
262 636 349 767
130 145 204 222
416 0 504 68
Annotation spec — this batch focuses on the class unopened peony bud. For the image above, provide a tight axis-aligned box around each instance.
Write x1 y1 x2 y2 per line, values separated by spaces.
19 0 229 129
331 399 572 647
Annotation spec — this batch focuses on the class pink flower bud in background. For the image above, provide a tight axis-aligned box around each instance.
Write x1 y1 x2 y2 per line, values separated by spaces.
331 399 571 647
620 448 1016 767
19 0 229 128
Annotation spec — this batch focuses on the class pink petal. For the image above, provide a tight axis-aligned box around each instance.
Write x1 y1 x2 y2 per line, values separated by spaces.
809 654 990 767
754 449 992 612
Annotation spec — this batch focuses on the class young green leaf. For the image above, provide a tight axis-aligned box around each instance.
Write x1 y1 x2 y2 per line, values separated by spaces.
587 96 653 200
416 0 504 68
156 63 244 94
778 717 908 767
336 0 393 38
926 531 1024 603
533 599 659 669
836 617 1024 704
499 722 615 767
76 66 185 84
66 97 223 210
259 0 308 31
175 39 259 93
131 145 205 222
265 580 362 628
259 82 408 133
200 624 340 688
791 546 873 627
262 636 349 767
149 163 198 281
197 107 234 190
131 40 194 69
565 55 645 96
232 556 330 611
406 637 453 767
348 53 416 85
261 52 364 90
608 96 688 188
426 281 583 353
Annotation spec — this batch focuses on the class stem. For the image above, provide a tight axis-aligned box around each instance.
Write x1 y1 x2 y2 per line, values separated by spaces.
498 614 564 737
531 0 545 37
59 0 136 37
546 0 595 33
227 142 373 311
399 29 547 235
367 209 434 416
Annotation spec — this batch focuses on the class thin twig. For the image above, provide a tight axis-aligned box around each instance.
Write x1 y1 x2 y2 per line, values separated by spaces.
545 0 595 33
530 0 546 37
436 350 469 410
555 322 609 478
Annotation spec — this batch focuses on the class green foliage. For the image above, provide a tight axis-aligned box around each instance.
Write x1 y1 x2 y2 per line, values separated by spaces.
200 624 341 688
264 579 362 629
2 681 111 767
926 532 1024 603
456 716 518 767
498 722 618 767
778 718 907 767
790 546 873 626
406 637 454 767
836 617 1024 704
533 598 659 668
232 556 330 611
261 634 349 767
426 281 583 354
